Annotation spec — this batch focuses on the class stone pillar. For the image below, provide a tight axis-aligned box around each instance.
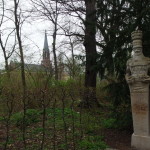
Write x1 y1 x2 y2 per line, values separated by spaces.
126 30 150 150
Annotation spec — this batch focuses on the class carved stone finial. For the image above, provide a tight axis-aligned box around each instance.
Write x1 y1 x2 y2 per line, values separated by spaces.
131 30 142 39
135 26 139 31
131 30 143 50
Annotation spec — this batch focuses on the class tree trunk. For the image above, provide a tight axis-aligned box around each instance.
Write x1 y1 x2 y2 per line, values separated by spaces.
52 0 59 80
0 40 10 77
53 27 58 80
14 0 27 147
82 0 99 108
70 37 75 79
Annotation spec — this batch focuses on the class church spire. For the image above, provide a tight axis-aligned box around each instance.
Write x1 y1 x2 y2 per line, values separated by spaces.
43 30 49 52
41 30 51 68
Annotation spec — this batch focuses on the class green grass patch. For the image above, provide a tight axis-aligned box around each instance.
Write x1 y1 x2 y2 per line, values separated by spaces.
10 109 41 127
101 118 117 129
78 136 108 150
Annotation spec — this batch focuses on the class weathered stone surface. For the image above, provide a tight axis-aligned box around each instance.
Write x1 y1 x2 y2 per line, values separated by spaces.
131 89 149 135
126 30 150 150
132 134 150 150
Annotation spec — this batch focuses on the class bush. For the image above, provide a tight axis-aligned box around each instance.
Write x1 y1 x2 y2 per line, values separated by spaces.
104 79 133 130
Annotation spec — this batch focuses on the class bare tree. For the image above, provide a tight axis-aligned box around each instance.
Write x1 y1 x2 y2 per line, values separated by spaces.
31 0 99 106
0 0 16 76
13 0 27 147
31 0 60 80
58 0 99 107
67 36 83 78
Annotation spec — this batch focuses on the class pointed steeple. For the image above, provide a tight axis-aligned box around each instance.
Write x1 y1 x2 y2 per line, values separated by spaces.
43 30 49 52
41 30 51 69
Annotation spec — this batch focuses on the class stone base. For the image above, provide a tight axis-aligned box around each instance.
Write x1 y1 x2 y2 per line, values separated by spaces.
132 133 150 150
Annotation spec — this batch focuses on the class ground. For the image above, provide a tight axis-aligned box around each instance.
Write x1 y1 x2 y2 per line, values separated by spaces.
0 122 136 150
103 128 136 150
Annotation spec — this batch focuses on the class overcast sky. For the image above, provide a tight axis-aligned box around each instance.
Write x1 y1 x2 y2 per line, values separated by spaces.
0 0 84 69
0 0 45 68
0 0 53 69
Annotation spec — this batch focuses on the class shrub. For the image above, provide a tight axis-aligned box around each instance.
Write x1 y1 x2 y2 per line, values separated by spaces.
104 79 133 130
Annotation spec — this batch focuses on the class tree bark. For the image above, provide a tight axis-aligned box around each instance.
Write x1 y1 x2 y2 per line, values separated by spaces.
69 36 75 79
0 40 9 76
53 25 58 80
52 0 59 80
14 0 27 148
82 0 99 107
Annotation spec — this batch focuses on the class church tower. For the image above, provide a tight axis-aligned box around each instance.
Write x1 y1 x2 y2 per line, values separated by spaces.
41 31 51 68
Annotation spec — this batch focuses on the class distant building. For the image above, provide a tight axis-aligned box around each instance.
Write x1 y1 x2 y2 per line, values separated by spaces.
41 31 52 69
9 31 52 73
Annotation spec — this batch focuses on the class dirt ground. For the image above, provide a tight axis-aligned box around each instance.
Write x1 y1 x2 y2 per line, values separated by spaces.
0 122 137 150
103 129 137 150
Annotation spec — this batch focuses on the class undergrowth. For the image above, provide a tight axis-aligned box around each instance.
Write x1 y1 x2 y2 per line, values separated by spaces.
0 108 108 150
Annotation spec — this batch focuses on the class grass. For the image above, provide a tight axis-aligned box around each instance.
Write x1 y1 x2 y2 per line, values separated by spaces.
78 136 107 150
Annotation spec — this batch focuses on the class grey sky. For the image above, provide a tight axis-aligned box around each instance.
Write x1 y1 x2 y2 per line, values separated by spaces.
0 0 85 69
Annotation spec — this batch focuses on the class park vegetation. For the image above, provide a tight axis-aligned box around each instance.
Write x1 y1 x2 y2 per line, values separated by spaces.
0 0 150 149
